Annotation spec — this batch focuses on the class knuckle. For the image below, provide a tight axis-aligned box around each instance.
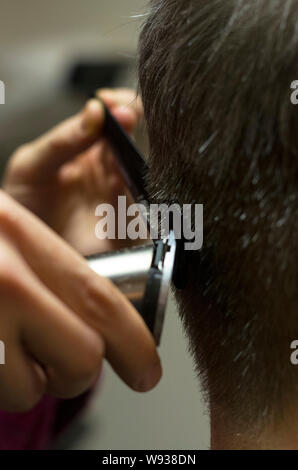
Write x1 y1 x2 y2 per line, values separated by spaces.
81 271 122 330
6 144 30 174
0 206 11 230
0 193 13 226
0 245 26 296
0 261 12 288
47 131 68 155
0 254 21 291
11 143 30 162
71 333 104 385
0 260 31 310
0 193 21 235
0 271 26 305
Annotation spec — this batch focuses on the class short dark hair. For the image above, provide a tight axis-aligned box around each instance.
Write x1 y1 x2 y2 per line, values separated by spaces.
138 0 298 428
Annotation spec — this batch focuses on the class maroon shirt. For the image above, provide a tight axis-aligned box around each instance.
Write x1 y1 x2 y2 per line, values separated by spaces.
0 391 92 450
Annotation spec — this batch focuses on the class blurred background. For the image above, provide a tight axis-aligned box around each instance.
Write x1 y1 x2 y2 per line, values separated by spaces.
0 0 209 449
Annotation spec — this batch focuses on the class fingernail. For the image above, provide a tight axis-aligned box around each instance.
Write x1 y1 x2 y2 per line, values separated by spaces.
82 99 104 136
134 361 162 392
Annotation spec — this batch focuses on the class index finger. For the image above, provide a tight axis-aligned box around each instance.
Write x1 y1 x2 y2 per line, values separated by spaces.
2 193 162 392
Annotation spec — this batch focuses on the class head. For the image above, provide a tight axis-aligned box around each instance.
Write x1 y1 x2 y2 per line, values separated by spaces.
138 0 298 439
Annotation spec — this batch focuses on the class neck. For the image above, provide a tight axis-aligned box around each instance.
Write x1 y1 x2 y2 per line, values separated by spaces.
210 402 298 449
